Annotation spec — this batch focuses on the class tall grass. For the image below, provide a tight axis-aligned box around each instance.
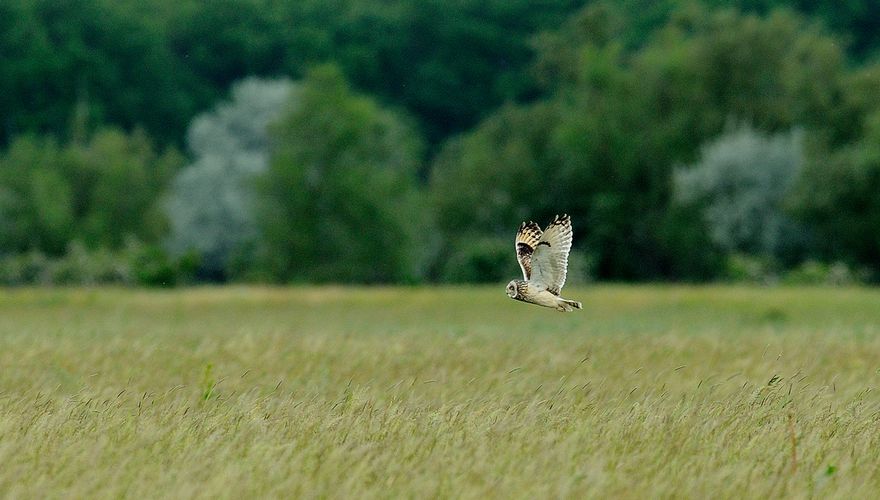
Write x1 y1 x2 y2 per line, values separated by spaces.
1 286 879 498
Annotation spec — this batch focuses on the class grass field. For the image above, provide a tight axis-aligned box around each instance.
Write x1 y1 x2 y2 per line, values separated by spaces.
1 285 879 498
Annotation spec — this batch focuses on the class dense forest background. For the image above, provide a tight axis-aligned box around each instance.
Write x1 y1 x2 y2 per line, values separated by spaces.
2 0 879 285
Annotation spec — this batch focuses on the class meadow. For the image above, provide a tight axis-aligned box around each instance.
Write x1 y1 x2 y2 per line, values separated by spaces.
1 285 879 498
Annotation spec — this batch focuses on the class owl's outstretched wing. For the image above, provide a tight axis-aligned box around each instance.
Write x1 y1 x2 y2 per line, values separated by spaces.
530 214 573 295
515 221 542 280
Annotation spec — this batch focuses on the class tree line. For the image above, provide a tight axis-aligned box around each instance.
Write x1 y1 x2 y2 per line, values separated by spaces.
1 0 879 285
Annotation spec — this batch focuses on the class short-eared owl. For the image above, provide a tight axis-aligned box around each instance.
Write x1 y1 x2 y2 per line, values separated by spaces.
506 214 583 312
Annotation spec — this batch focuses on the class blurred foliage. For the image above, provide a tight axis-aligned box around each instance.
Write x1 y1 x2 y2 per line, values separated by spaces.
703 0 880 61
258 66 429 283
2 1 880 284
165 78 296 280
0 129 181 256
432 4 874 281
722 254 872 286
724 253 779 285
0 0 583 148
790 110 880 269
4 0 879 148
674 126 807 263
0 0 197 146
431 103 563 244
782 260 872 286
0 239 195 286
440 237 515 284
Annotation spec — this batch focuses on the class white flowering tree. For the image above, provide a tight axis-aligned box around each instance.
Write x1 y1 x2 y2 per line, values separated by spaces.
674 125 806 260
165 78 297 278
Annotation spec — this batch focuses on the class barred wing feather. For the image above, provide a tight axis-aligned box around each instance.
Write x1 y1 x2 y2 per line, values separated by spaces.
514 220 542 280
530 214 573 295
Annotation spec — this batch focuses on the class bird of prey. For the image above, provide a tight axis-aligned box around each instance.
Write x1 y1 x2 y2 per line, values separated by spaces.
506 214 582 312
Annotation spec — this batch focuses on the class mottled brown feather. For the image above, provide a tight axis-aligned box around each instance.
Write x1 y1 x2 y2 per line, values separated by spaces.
515 221 542 280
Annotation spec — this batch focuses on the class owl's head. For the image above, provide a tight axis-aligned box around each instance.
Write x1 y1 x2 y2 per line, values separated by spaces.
506 280 519 299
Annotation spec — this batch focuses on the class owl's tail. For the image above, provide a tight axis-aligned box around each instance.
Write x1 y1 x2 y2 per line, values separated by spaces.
557 299 583 312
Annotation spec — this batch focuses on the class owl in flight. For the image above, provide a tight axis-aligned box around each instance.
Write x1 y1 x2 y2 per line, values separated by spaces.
506 214 583 312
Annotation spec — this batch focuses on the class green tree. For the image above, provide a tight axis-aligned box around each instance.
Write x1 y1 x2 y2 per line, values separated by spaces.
299 0 583 145
0 136 69 255
259 66 427 283
790 111 880 272
68 128 181 248
103 0 585 148
703 0 880 61
550 5 855 279
0 129 181 256
0 0 196 146
430 4 855 281
430 103 566 280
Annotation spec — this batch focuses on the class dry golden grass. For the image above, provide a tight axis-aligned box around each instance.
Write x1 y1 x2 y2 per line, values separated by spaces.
1 285 879 498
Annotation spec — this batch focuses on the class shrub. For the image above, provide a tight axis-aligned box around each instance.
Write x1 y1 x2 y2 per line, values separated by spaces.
0 251 51 286
0 240 193 287
49 241 131 285
724 254 778 284
783 260 871 286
